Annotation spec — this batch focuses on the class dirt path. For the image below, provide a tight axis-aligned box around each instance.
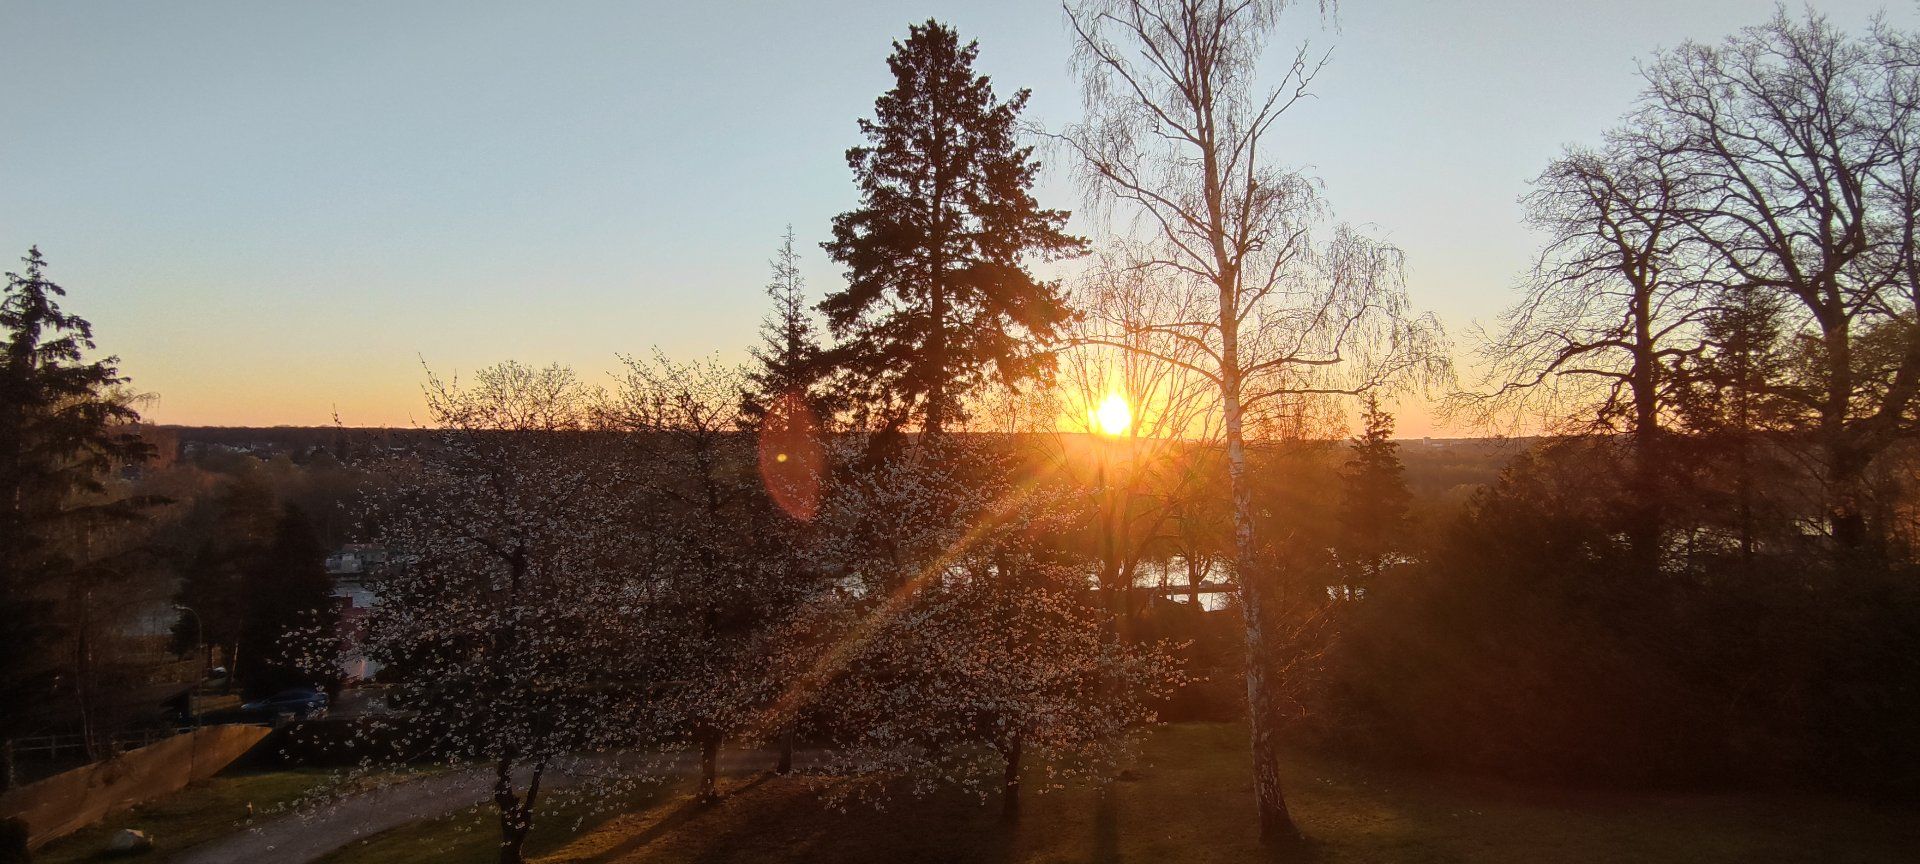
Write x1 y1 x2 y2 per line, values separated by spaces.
172 751 781 864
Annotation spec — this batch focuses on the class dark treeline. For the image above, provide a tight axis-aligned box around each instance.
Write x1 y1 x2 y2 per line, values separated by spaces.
1309 10 1920 798
1296 436 1920 797
0 248 380 779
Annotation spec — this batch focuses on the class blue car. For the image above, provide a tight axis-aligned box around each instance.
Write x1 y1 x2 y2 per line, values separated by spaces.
241 688 329 721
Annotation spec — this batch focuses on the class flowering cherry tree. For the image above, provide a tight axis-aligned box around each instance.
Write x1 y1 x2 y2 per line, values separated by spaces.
597 352 831 799
796 438 1186 815
347 362 667 864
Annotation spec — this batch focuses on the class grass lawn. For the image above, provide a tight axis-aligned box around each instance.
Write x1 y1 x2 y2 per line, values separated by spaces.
318 723 1920 864
31 768 336 864
317 776 688 864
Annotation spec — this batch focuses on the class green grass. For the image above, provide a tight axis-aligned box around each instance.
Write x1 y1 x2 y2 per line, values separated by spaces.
317 776 688 864
318 723 1920 864
31 768 336 863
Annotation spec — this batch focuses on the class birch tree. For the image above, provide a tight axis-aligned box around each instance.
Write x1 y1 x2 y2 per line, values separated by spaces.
1061 0 1447 842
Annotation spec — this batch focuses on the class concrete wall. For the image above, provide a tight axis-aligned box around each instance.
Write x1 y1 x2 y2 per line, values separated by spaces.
0 724 270 849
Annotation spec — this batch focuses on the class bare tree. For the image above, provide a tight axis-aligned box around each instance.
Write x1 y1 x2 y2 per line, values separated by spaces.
1637 10 1920 550
1465 138 1713 564
1472 141 1710 440
1061 0 1447 842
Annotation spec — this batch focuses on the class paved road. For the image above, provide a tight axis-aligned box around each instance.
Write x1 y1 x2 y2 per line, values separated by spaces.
173 751 782 864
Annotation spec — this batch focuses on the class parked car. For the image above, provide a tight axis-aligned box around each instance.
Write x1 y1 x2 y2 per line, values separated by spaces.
239 688 329 721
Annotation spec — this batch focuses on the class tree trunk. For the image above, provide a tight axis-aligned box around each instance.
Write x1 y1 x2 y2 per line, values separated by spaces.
1732 403 1757 563
1212 217 1302 841
1095 450 1138 642
1001 734 1023 821
74 609 99 762
1818 307 1872 554
924 144 950 439
926 290 947 440
1828 439 1872 553
777 727 794 775
1627 428 1663 576
1224 409 1299 844
497 823 529 864
1627 309 1664 574
699 731 721 802
223 640 239 694
492 758 535 864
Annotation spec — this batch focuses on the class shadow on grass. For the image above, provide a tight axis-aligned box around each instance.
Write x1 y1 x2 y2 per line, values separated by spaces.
537 723 1912 864
572 772 775 864
580 775 1023 864
1093 782 1120 864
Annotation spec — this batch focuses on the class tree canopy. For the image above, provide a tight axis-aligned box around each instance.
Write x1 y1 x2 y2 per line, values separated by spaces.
822 19 1083 436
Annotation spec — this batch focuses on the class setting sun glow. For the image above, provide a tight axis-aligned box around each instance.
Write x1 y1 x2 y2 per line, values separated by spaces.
1091 392 1133 437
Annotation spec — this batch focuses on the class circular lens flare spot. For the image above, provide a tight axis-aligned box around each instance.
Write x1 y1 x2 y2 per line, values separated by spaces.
758 393 823 521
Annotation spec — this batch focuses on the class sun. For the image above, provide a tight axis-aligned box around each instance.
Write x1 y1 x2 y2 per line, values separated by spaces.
1091 392 1133 437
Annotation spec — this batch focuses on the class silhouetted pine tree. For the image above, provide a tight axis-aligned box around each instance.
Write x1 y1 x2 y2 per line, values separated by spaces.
237 505 338 695
171 471 276 683
822 20 1083 436
1337 396 1410 582
741 226 828 426
0 247 150 768
1675 290 1793 559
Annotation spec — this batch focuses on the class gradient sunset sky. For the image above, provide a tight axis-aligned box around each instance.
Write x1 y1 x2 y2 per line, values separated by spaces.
4 0 1913 435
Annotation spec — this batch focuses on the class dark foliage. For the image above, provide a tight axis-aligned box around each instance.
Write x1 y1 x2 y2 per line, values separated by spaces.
741 226 833 429
1302 439 1920 797
235 505 340 695
822 20 1083 435
1336 396 1411 583
0 247 151 743
172 475 339 695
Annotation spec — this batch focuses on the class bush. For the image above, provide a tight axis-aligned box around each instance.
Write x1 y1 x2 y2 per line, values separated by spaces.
1298 441 1920 797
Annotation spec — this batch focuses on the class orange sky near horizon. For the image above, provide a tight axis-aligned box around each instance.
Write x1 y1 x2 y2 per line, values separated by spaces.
13 1 1898 442
124 350 1462 439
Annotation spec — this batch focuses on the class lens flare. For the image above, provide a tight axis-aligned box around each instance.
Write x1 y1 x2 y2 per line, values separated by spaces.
758 392 824 521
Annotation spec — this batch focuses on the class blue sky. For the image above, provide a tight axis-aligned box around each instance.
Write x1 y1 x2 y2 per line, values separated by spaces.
3 0 1912 433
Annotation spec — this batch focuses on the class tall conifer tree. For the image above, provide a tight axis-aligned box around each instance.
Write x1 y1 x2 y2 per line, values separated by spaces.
822 20 1083 436
742 226 826 425
1337 395 1411 581
0 247 149 767
237 505 339 695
